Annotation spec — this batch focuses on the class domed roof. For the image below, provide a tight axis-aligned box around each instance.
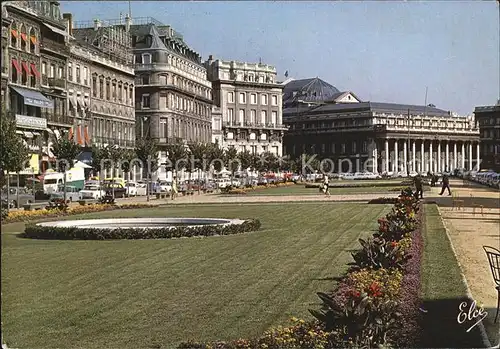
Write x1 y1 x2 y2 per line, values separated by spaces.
283 77 341 106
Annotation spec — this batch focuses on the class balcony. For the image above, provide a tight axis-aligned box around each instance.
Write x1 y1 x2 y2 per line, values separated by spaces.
94 137 135 148
48 77 66 89
45 114 72 126
223 121 288 130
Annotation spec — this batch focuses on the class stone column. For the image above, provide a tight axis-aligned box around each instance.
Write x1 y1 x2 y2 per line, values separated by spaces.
445 142 449 172
412 140 416 173
437 141 441 173
476 142 480 171
373 142 378 173
461 142 465 169
403 141 407 174
454 142 458 170
385 139 389 173
468 142 473 171
421 140 425 173
394 139 399 173
429 141 433 173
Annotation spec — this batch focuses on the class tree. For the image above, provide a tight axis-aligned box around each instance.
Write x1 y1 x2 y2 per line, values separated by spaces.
91 145 109 186
135 138 159 201
207 142 224 176
260 151 279 173
0 109 30 208
188 142 208 194
52 135 81 203
164 138 189 189
238 150 253 183
120 148 137 182
224 147 239 184
107 145 123 199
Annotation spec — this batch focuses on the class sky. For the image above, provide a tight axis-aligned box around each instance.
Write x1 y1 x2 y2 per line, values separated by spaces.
60 1 499 115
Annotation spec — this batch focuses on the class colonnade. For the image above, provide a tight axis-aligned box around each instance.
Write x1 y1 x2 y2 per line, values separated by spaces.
374 139 480 174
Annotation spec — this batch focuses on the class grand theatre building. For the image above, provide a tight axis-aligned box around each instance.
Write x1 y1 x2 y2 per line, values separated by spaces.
283 78 480 174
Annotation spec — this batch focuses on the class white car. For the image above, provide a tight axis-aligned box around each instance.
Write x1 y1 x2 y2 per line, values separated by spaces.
158 181 172 193
79 184 106 200
215 178 231 189
125 182 138 197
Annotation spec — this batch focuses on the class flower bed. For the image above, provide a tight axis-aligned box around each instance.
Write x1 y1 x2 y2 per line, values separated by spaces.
21 218 261 240
3 203 154 224
225 182 295 194
368 197 400 204
177 187 423 348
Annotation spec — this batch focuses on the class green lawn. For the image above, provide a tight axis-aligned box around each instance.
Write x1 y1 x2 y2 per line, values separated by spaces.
239 185 403 196
420 204 495 348
1 202 390 349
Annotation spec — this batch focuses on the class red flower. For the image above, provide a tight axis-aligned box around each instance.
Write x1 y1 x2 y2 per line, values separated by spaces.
390 241 398 248
368 282 383 297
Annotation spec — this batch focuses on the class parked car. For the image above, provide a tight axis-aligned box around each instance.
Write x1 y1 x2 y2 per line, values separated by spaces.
158 181 172 193
125 181 138 197
103 183 127 198
79 184 106 200
1 187 35 208
49 185 81 202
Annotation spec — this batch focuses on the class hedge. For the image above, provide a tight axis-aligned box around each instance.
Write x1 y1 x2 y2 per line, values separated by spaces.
21 218 261 240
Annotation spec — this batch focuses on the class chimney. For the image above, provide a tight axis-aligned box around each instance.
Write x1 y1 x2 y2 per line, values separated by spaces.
125 15 131 32
94 19 101 31
63 13 73 36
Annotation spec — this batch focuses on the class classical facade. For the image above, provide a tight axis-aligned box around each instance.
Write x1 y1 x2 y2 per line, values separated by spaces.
205 56 286 156
3 0 68 175
284 78 480 174
474 103 500 171
71 17 136 154
1 4 11 107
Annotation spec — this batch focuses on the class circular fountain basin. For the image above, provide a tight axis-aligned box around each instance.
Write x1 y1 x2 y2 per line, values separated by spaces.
36 218 246 230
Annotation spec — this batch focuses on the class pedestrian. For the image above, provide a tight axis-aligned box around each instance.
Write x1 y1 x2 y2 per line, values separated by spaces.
414 174 423 199
439 172 452 196
171 176 178 200
322 174 330 196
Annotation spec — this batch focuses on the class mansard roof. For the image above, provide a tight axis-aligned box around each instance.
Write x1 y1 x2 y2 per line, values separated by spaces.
283 77 341 106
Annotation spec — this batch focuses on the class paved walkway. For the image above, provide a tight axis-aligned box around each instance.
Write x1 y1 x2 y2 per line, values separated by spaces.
428 180 499 335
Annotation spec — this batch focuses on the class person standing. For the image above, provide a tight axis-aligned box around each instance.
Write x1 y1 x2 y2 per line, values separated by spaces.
439 172 451 196
322 174 330 196
414 174 423 199
171 176 178 200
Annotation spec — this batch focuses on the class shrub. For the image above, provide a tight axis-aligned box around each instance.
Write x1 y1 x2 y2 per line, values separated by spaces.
1 205 8 221
352 237 412 270
227 189 247 195
367 197 399 204
21 218 261 240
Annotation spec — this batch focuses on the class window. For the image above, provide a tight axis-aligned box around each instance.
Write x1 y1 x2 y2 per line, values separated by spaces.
30 68 36 87
20 27 27 51
41 62 47 76
239 92 246 104
142 53 152 64
112 83 116 100
261 110 267 124
99 79 104 99
160 94 167 109
239 109 245 124
261 94 268 105
106 80 110 100
250 109 256 124
271 111 277 125
129 87 133 105
341 143 346 154
331 143 336 154
76 65 80 83
228 108 234 123
68 63 72 80
83 67 88 85
29 29 36 53
142 94 150 108
251 93 257 104
352 142 357 153
142 75 149 85
50 64 55 78
228 92 234 103
11 24 18 48
92 76 97 97
57 66 63 79
272 95 278 105
362 141 368 153
160 118 167 138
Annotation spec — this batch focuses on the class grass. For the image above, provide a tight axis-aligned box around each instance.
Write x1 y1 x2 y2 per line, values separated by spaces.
1 202 390 349
420 204 493 348
237 185 403 196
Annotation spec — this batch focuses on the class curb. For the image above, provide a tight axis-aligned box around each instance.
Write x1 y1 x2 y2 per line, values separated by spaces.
436 205 495 348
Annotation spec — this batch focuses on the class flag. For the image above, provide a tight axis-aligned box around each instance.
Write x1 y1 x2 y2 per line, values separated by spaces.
285 71 289 78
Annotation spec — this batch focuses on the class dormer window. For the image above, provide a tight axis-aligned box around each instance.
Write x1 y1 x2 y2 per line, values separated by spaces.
142 53 152 64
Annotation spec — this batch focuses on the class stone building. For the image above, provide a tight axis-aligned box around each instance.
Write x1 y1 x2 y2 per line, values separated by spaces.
70 16 136 177
474 103 500 171
1 4 11 107
283 77 480 174
3 0 68 175
205 56 286 156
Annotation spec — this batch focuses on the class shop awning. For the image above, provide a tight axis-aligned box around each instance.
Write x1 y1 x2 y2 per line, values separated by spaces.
11 59 21 73
77 97 84 110
16 130 24 135
23 131 34 138
43 23 68 38
10 86 54 109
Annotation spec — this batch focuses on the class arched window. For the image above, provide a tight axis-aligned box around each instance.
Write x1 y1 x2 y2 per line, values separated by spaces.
20 25 27 51
11 22 18 48
11 59 19 83
29 28 37 53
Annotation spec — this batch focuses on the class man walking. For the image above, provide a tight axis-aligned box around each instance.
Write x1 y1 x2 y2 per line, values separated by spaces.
414 174 423 199
439 172 452 196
